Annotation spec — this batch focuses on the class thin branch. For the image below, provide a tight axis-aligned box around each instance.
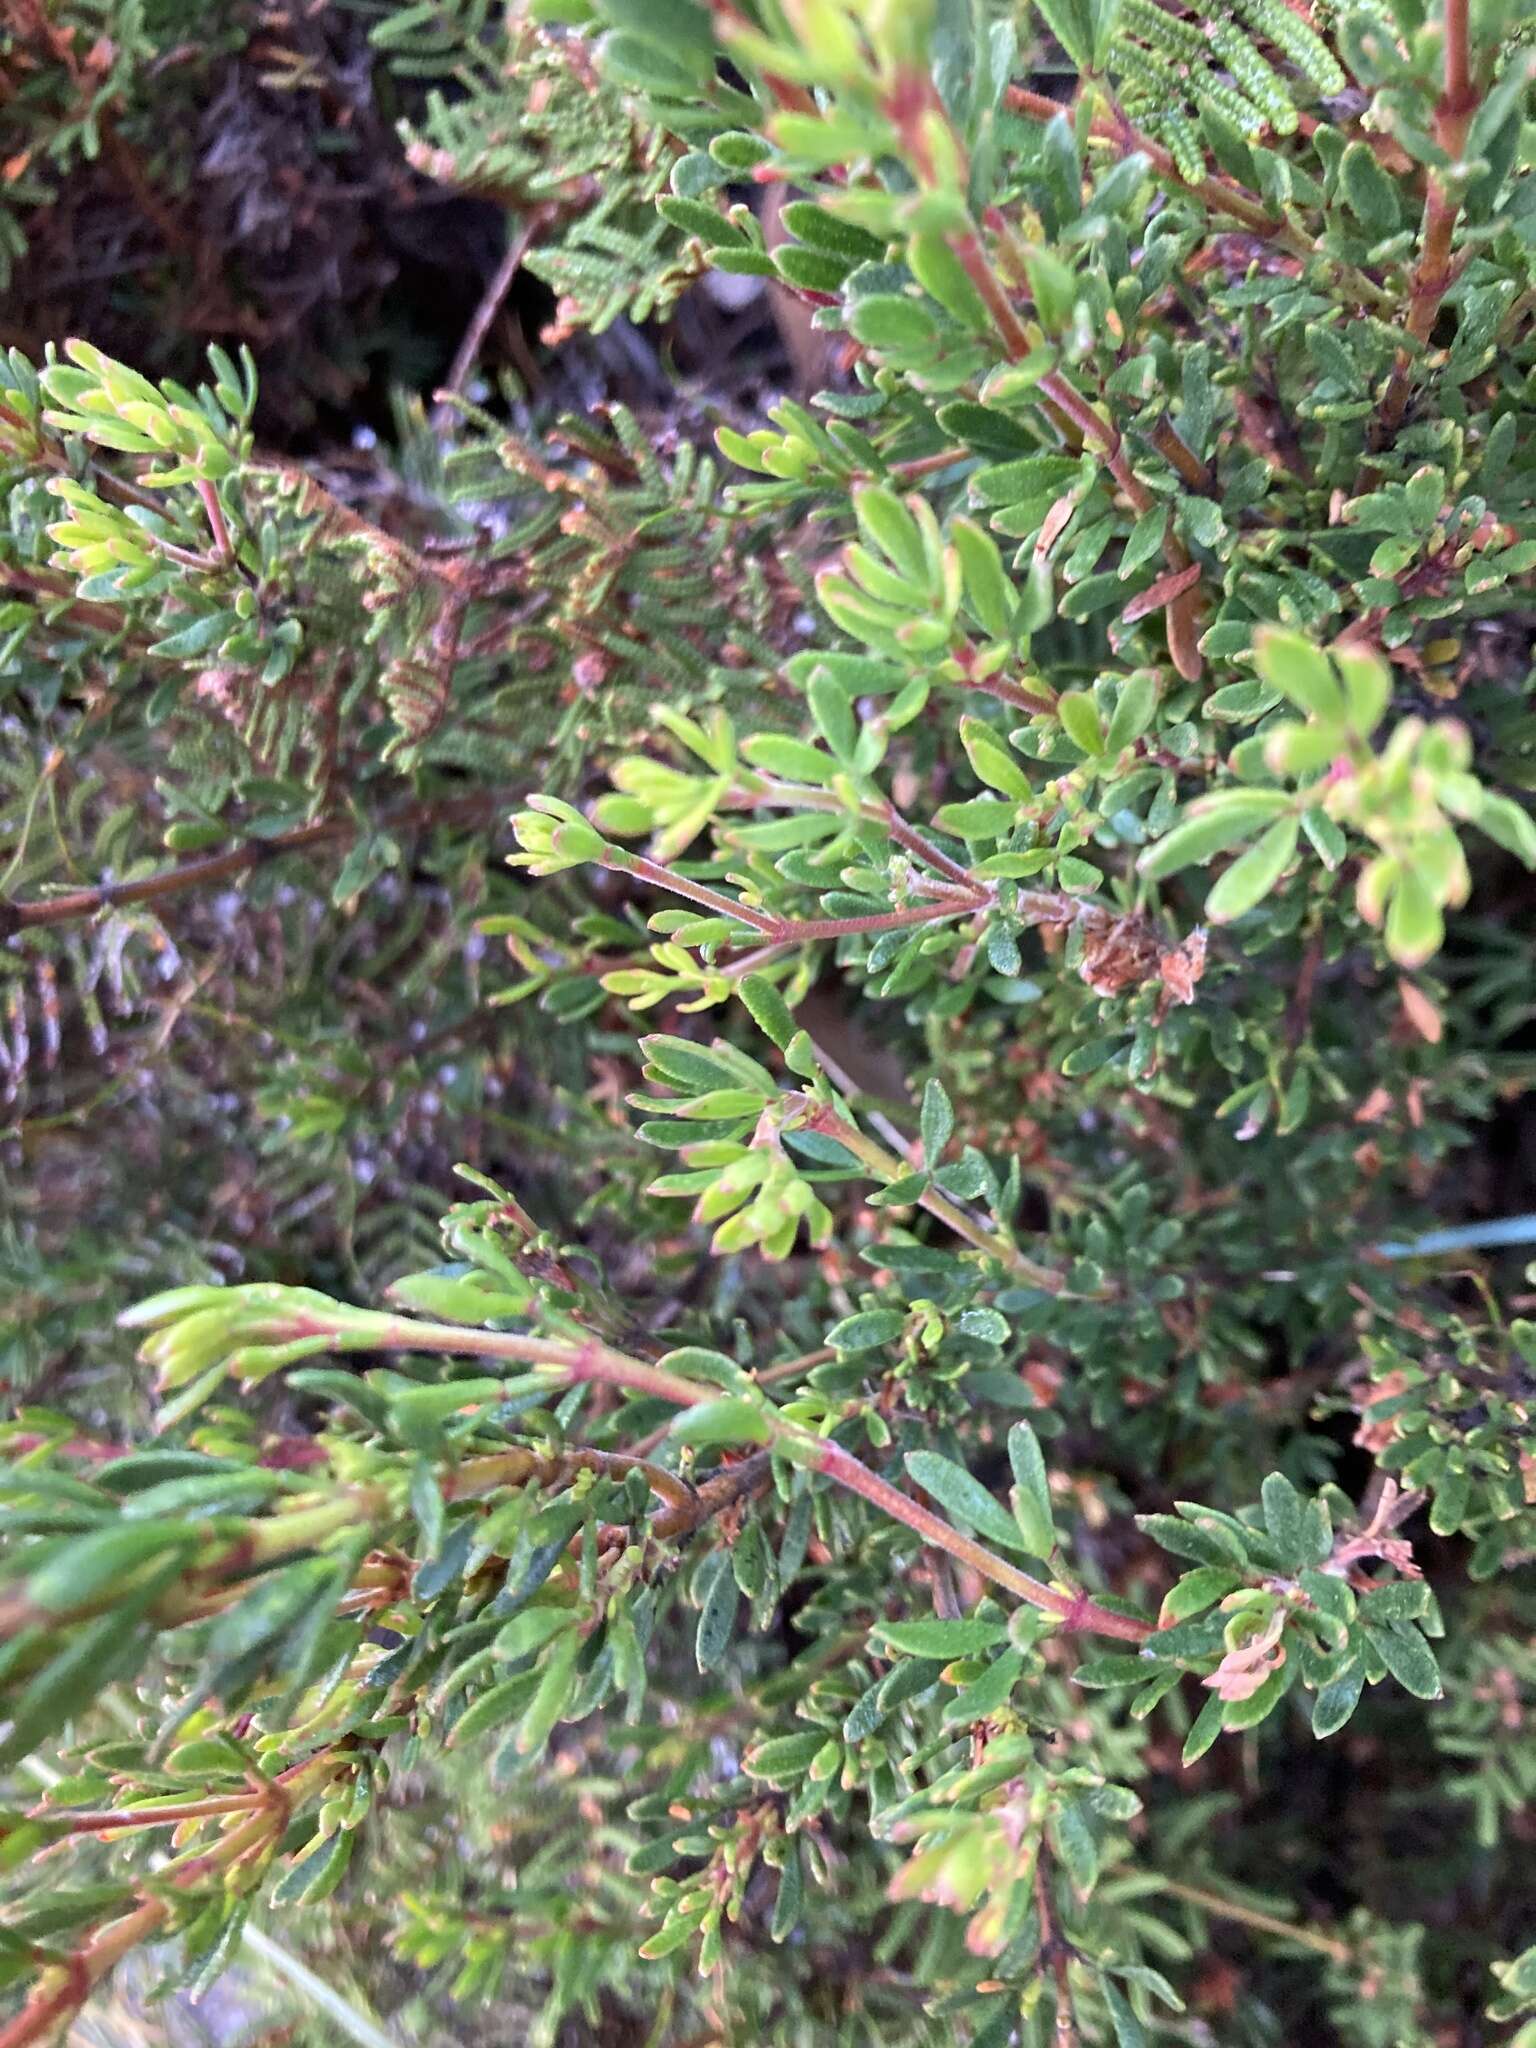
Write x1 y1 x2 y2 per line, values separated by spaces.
134 1304 1151 1642
195 478 234 563
1375 0 1479 435
603 848 780 936
1 793 502 937
433 206 556 430
799 1098 1069 1295
605 843 988 945
1005 87 1396 315
0 1752 346 2048
942 205 1205 682
649 1449 773 1540
1034 1857 1081 2048
809 1437 1150 1642
31 1793 266 1835
1157 1877 1353 1962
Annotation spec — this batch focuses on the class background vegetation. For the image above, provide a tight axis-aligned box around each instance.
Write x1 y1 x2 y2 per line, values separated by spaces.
3 1 1536 2043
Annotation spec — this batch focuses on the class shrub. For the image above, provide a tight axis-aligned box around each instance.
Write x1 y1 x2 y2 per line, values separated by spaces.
3 1 1536 2043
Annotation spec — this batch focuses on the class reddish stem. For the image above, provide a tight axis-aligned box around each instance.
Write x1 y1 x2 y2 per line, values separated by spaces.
1 793 501 938
883 803 977 888
34 1794 260 1834
811 1438 1150 1641
195 479 233 563
1376 0 1479 435
607 850 780 936
757 898 982 944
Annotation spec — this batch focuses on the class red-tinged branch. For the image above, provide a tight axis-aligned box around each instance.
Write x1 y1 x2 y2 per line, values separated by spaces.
649 1449 773 1541
798 1099 1067 1294
726 777 1014 883
881 802 977 887
950 225 1036 361
31 1793 265 1835
949 649 1058 717
0 792 503 938
0 1900 166 2048
1036 370 1153 517
195 478 233 563
1036 370 1203 680
359 1318 718 1409
809 1437 1152 1642
1005 87 1281 240
887 446 969 480
153 1306 1149 1641
607 842 987 946
755 897 983 944
372 1313 1148 1637
1146 416 1215 495
1004 87 1396 317
604 848 781 936
1377 0 1480 434
942 213 1205 680
0 1751 346 2048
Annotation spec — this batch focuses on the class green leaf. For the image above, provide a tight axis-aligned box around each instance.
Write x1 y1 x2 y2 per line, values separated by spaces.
771 1837 803 1941
1104 669 1158 753
409 1463 446 1559
26 1523 196 1615
1159 1566 1244 1624
920 1078 955 1165
668 1398 772 1447
959 716 1030 798
1182 1690 1227 1764
1058 690 1106 756
739 973 796 1050
271 1827 353 1906
1252 628 1344 720
1384 868 1443 965
746 1731 827 1783
1101 1977 1148 2048
1032 0 1094 69
952 518 1015 639
740 734 836 783
494 1606 576 1661
847 296 940 353
1048 1795 1099 1891
934 797 1019 839
1339 142 1401 235
853 485 927 581
1363 1624 1442 1700
1260 1472 1306 1567
1204 815 1299 922
1311 1661 1365 1737
828 1310 907 1352
1475 791 1536 868
907 232 991 330
656 196 742 247
1138 791 1292 878
385 1271 529 1324
875 1616 1009 1658
695 1553 738 1672
904 1450 1028 1554
1073 1653 1162 1688
516 1628 583 1754
0 1609 153 1770
1006 1421 1056 1556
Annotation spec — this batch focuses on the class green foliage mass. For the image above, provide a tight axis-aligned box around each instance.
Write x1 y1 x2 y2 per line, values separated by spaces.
4 0 1536 2044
